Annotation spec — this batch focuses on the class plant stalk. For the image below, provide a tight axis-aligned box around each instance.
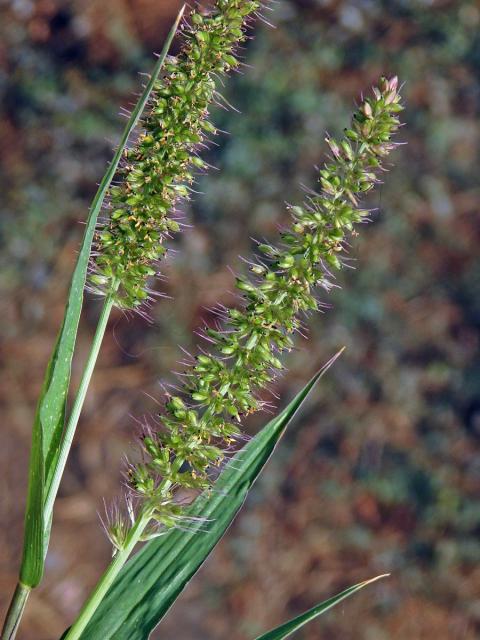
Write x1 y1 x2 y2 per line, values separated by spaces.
2 294 116 640
63 511 151 640
44 292 116 525
64 458 184 638
1 582 31 640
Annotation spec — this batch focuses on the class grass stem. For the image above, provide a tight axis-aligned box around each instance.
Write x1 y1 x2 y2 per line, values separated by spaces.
44 292 116 526
63 511 151 640
64 458 184 638
1 582 31 640
2 294 116 639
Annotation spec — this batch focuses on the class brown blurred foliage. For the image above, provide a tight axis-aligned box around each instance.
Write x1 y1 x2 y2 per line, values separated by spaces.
1 0 480 638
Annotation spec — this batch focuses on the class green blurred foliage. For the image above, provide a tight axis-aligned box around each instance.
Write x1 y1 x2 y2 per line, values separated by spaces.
1 0 479 638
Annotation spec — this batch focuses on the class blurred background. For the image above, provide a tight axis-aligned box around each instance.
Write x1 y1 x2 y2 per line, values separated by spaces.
1 0 480 638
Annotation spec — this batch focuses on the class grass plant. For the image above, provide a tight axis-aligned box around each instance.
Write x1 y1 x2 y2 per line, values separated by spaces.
1 2 402 638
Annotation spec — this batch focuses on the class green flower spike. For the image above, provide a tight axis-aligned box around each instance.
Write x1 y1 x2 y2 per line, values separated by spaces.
89 0 261 309
116 76 403 544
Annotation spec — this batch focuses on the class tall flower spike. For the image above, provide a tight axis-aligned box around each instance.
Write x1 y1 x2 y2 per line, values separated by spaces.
115 77 403 543
90 0 261 309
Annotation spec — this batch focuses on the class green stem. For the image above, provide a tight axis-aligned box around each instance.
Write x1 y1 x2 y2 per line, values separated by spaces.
63 511 151 640
1 582 31 640
64 458 185 639
44 292 116 526
3 294 116 639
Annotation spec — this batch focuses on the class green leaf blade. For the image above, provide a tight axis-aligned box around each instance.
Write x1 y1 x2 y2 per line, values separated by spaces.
19 412 44 586
254 574 389 640
75 351 343 639
19 8 184 588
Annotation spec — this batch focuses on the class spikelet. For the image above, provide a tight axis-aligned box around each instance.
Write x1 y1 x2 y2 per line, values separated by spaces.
90 0 261 309
110 77 403 544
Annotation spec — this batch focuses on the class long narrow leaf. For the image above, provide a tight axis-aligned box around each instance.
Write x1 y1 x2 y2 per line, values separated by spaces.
254 574 389 640
74 351 343 640
19 8 184 588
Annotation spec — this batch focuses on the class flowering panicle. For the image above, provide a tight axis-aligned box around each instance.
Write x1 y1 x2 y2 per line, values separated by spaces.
111 77 403 545
90 0 261 309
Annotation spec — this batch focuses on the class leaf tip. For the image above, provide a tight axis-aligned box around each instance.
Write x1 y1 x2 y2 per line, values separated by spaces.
361 573 390 587
316 346 345 379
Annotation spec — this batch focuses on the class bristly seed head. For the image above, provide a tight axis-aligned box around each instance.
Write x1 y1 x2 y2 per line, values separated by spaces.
106 76 404 548
90 0 261 309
